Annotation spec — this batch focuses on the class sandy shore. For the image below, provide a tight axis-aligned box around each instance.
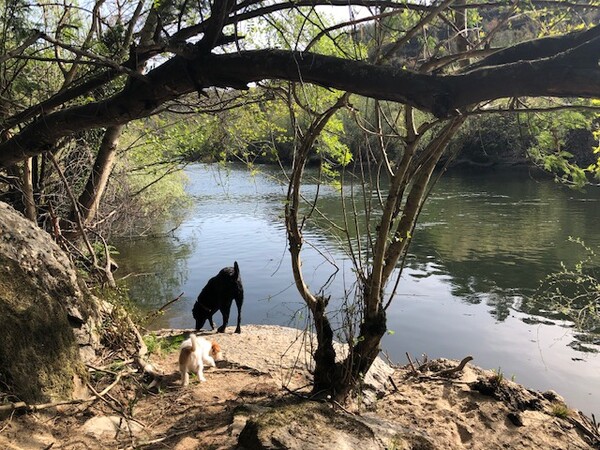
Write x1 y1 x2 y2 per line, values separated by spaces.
0 324 598 449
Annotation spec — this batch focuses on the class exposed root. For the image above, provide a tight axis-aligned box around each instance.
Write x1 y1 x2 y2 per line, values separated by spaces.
435 356 473 377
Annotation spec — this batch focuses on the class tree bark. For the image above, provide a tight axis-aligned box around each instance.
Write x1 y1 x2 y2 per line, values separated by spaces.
74 124 123 226
22 158 36 222
67 1 150 232
328 116 466 403
382 117 466 282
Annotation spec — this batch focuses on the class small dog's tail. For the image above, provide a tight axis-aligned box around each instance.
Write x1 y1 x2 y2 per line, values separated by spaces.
189 333 198 352
234 261 239 277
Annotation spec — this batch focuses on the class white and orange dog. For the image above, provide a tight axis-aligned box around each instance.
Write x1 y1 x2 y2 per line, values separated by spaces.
178 334 223 386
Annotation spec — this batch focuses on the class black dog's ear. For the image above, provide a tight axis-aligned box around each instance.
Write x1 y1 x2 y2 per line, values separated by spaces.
234 261 239 276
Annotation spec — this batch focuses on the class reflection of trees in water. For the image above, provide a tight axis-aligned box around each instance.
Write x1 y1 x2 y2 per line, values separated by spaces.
569 334 600 353
405 255 524 322
303 170 600 350
114 237 193 312
406 239 599 351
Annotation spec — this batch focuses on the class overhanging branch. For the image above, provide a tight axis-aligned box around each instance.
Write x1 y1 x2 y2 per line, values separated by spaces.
1 28 599 168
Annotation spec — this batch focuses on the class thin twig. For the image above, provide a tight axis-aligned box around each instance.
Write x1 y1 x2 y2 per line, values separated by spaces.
133 427 198 448
86 382 145 428
282 384 311 399
144 292 185 324
37 31 147 81
405 352 418 376
0 369 128 415
568 414 600 446
48 153 116 285
0 410 16 431
388 375 399 393
0 31 42 64
97 370 133 397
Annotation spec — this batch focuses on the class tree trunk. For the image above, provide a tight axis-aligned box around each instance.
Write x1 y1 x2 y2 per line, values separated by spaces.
2 23 599 168
68 2 152 231
331 117 466 402
311 297 343 397
74 124 123 226
284 94 349 398
22 158 36 222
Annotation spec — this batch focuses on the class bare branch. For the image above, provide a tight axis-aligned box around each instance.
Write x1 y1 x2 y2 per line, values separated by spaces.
0 31 42 64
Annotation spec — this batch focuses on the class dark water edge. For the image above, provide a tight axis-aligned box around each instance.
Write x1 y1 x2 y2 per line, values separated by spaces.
114 163 600 415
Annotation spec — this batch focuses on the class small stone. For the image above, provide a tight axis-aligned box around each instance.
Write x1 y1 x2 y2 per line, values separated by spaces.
542 390 565 404
81 415 146 438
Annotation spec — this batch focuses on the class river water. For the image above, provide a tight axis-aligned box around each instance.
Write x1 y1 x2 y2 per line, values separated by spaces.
115 163 600 415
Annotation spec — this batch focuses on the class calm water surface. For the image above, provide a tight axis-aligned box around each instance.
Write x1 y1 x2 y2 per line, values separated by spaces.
115 164 600 415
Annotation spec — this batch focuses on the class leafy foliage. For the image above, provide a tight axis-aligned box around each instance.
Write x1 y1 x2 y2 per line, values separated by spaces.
524 104 600 188
143 333 185 356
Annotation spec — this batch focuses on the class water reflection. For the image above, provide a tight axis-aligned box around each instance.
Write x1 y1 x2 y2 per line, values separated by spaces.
409 171 600 329
115 236 193 308
115 163 600 415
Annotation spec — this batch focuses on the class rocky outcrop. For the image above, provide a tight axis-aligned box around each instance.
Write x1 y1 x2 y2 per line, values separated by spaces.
237 402 435 450
0 202 102 403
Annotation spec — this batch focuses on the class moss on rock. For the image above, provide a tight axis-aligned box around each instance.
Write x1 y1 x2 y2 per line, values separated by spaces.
0 202 101 403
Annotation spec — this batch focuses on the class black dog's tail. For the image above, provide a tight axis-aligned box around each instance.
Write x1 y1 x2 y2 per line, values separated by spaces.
234 261 239 277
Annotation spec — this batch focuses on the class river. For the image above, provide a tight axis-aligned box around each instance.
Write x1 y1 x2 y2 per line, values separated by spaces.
115 163 600 415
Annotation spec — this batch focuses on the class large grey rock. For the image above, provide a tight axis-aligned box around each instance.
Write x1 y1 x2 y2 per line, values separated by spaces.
0 202 101 402
237 402 435 450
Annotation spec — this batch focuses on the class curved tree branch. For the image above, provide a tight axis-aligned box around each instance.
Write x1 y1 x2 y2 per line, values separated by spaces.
1 26 599 168
464 22 600 71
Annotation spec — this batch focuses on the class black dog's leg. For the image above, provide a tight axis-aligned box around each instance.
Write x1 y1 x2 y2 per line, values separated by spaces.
217 304 231 333
234 297 243 334
208 314 216 330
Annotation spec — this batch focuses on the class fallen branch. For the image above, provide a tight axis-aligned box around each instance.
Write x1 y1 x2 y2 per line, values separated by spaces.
388 375 399 393
87 364 118 376
96 369 134 396
283 384 312 400
0 400 82 414
133 427 198 448
125 315 166 388
215 367 268 375
0 369 132 416
87 360 134 372
569 413 600 447
85 382 145 429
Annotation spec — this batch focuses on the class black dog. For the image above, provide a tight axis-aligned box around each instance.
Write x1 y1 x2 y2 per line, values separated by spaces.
192 261 244 334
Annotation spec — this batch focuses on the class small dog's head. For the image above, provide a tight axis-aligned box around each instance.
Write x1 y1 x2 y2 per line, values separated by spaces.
210 341 223 361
